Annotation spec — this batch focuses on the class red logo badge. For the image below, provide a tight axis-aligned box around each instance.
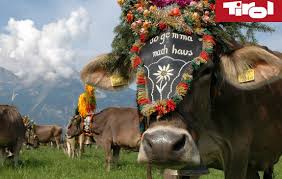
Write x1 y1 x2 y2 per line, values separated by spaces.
216 0 282 22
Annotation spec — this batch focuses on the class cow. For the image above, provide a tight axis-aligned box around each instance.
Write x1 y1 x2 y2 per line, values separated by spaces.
64 133 88 158
23 116 39 149
0 105 26 166
80 46 282 179
26 124 63 149
67 107 142 172
65 135 77 158
25 126 39 149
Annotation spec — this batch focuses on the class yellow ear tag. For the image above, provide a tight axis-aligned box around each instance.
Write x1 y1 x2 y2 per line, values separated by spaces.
238 69 255 83
110 74 128 87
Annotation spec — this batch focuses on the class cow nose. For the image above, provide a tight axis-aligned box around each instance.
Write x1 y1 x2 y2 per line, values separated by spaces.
143 132 187 157
142 130 190 163
138 127 200 167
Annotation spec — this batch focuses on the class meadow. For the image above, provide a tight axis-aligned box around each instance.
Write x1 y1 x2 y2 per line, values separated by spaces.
0 146 281 179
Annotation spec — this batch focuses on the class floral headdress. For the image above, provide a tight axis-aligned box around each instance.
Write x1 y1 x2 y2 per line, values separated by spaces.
117 0 216 117
78 84 96 118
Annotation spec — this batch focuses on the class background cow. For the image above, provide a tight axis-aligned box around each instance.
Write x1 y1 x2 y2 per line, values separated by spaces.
0 105 26 166
65 135 77 158
64 133 90 158
67 107 142 171
80 46 282 179
26 124 62 149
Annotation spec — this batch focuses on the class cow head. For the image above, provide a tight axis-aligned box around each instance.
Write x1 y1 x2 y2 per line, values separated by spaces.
67 115 83 138
23 116 39 148
25 128 39 148
137 61 214 168
80 46 282 168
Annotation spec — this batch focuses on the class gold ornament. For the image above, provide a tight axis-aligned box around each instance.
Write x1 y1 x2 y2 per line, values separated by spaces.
110 74 128 87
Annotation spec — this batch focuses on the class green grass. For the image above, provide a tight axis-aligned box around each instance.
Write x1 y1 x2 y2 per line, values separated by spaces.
0 147 281 179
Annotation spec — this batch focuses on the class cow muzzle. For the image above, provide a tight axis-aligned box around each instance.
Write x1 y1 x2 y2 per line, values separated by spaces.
137 126 200 169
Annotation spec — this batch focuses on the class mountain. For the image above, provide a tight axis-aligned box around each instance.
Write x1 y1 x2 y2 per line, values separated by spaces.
0 67 136 127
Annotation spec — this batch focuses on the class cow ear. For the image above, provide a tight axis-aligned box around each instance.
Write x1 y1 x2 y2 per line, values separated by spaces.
220 46 282 90
80 54 134 91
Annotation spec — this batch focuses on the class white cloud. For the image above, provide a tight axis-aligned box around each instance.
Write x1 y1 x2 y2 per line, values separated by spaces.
0 7 91 84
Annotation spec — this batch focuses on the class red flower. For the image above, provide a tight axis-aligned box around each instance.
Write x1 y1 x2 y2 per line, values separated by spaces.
131 45 140 53
159 22 167 30
140 33 147 43
210 3 216 11
137 76 146 85
203 35 215 44
170 7 181 16
167 99 176 112
138 98 150 105
132 56 142 69
127 12 134 22
178 82 189 90
200 51 209 61
155 104 166 115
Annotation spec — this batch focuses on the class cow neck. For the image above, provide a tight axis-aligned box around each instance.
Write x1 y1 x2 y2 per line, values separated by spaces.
87 110 108 135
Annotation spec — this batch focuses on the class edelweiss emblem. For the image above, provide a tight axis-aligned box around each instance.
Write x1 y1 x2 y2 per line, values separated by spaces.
153 64 174 99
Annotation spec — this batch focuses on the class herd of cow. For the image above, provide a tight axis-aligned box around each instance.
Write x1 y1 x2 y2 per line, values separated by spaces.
0 105 65 163
0 105 147 176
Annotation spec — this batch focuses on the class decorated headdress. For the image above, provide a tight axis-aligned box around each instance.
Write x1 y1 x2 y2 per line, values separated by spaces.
78 84 96 118
111 0 273 118
85 84 95 94
117 0 217 117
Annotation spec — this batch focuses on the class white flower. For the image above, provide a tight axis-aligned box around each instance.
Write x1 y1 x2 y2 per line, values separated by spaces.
153 64 174 83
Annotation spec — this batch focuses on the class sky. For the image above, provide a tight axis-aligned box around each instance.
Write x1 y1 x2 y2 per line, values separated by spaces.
0 0 281 84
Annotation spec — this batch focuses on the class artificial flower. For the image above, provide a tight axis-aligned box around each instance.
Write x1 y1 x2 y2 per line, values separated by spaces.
131 45 140 53
159 22 167 30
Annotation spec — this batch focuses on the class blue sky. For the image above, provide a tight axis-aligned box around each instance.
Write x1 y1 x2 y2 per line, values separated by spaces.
0 0 281 82
0 0 121 60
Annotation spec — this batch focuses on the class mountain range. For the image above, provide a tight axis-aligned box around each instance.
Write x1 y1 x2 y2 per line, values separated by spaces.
0 67 136 127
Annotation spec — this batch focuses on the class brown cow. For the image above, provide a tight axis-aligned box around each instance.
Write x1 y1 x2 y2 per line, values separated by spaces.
80 46 282 179
65 136 76 158
65 133 89 158
0 105 26 166
67 107 142 171
27 124 62 149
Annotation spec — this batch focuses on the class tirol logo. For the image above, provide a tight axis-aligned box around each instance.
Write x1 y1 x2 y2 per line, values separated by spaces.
224 1 274 19
216 0 282 22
